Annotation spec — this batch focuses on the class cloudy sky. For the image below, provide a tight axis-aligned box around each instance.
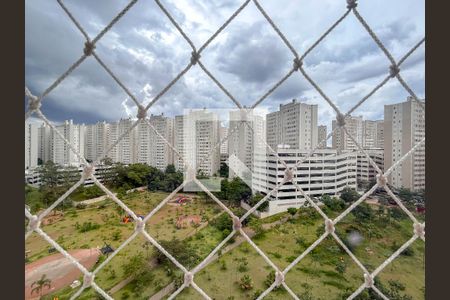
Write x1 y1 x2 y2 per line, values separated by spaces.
25 0 424 131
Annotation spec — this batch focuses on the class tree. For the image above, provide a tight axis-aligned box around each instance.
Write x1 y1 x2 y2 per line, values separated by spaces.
122 253 146 278
156 239 200 269
249 193 268 212
340 187 360 203
219 163 229 178
31 274 52 298
287 207 297 217
351 203 374 224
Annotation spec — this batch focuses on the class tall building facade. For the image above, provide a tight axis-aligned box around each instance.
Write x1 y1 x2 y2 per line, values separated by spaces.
228 110 265 179
363 120 384 149
174 110 220 176
384 97 425 191
84 121 109 162
38 123 53 164
136 114 174 170
25 123 39 169
51 120 85 166
317 125 327 148
332 115 364 151
107 118 137 164
266 99 318 150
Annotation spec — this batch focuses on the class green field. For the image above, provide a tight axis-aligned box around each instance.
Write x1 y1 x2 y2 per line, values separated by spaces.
27 192 425 300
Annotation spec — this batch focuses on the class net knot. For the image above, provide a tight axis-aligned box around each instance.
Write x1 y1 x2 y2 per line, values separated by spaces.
364 273 374 288
184 272 194 286
135 218 145 232
82 164 94 180
336 113 346 127
376 174 387 187
325 218 335 234
27 94 41 111
284 168 294 182
414 222 425 239
83 41 96 56
293 57 303 71
275 271 285 287
83 273 95 288
28 215 40 231
233 216 242 231
389 64 400 78
137 105 147 119
347 0 358 9
190 51 201 65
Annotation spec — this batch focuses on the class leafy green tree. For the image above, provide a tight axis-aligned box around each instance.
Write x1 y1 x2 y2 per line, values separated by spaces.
287 207 297 216
219 163 229 178
122 253 146 277
249 193 268 212
156 239 200 269
340 187 360 203
351 203 374 224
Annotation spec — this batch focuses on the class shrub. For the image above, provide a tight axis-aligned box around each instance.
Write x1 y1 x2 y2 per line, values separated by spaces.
239 274 253 290
112 230 122 241
77 222 100 233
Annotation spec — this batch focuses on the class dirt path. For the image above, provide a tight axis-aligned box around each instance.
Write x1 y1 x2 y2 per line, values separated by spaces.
25 248 101 299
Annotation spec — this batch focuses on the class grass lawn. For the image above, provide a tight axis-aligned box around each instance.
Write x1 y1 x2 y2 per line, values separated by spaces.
174 206 425 300
30 197 425 300
27 190 221 299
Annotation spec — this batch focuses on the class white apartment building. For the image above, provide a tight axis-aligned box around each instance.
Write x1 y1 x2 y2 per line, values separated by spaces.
136 114 174 170
318 125 327 148
25 123 39 169
51 120 85 166
84 121 109 162
357 148 384 183
38 123 52 164
228 110 265 178
266 99 318 150
333 117 384 151
363 120 384 149
252 147 357 216
219 126 228 155
174 110 220 176
107 118 137 164
332 115 364 151
384 97 425 191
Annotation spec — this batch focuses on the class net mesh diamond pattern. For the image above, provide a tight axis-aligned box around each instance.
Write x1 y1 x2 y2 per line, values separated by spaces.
25 0 425 299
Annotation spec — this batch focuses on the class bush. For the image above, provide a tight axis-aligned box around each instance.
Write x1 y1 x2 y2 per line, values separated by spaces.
76 222 100 233
112 230 122 241
239 274 253 290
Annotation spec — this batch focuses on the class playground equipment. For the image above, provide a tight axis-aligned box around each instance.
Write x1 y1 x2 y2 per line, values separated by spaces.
122 214 145 223
100 244 114 256
174 195 190 204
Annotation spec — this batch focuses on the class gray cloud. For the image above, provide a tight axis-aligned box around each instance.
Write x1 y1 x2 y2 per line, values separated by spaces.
25 0 425 128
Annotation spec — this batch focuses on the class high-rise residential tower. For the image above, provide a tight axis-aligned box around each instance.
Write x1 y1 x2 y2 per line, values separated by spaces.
266 99 318 150
384 96 425 191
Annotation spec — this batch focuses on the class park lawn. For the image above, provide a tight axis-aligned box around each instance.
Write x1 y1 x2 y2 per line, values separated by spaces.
173 207 425 300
